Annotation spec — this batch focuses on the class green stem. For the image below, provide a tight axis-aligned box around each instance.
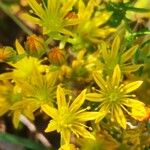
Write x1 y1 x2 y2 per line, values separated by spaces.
126 7 150 13
0 1 32 35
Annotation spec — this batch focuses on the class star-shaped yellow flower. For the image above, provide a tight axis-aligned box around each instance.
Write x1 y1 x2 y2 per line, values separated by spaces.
86 65 146 129
23 0 78 36
42 86 99 145
100 36 143 75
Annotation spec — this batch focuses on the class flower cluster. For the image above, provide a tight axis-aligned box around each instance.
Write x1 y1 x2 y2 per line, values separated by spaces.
0 0 149 149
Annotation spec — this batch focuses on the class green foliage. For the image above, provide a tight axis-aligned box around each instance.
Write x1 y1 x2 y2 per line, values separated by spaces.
0 133 54 150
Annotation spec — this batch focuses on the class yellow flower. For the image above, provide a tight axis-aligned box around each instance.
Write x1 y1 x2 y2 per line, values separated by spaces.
0 46 16 62
42 86 99 144
69 0 115 48
16 67 57 107
23 0 78 36
10 99 38 128
86 65 146 129
0 81 37 128
100 36 143 75
0 56 45 81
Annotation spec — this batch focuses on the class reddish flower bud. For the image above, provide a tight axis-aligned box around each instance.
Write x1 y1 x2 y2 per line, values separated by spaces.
25 34 45 57
48 47 66 65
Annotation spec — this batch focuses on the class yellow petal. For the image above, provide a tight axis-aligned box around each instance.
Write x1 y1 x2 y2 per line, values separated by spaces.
48 0 59 13
122 64 143 73
131 106 146 121
100 41 109 60
93 71 106 91
113 105 126 129
111 35 120 59
57 86 67 109
45 120 57 132
60 0 77 18
86 93 103 102
21 13 41 25
122 98 145 108
41 104 57 119
77 112 99 121
0 99 10 116
74 126 95 140
0 105 9 116
13 110 21 128
59 28 74 36
123 81 143 93
15 40 25 55
70 89 86 112
121 45 138 63
27 0 45 18
95 103 109 123
10 100 26 110
61 129 71 144
112 64 121 86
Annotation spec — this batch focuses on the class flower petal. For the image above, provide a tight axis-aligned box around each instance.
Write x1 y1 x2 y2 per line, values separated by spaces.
122 64 143 73
70 89 86 112
95 103 109 123
73 126 95 140
77 112 99 121
123 81 143 93
41 104 57 119
111 35 120 59
101 41 109 60
112 64 121 86
15 40 25 55
45 120 57 132
13 110 21 128
113 105 126 129
86 93 103 102
60 0 77 18
27 0 45 19
61 129 71 144
122 98 145 108
121 45 138 63
57 85 67 109
131 107 147 121
93 71 106 91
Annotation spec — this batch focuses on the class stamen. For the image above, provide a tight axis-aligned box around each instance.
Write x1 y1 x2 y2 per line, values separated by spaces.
120 89 124 92
88 127 93 131
75 106 91 115
114 86 118 89
92 87 95 91
106 76 109 80
131 94 136 98
86 106 91 110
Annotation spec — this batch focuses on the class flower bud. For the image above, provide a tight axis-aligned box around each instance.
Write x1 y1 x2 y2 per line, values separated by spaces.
0 46 16 62
48 47 66 65
25 34 45 57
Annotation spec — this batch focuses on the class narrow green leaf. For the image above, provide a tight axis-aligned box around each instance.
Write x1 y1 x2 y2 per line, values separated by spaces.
0 133 54 150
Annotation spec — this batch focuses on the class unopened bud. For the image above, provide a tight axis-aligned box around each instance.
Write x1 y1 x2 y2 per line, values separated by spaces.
0 46 16 62
48 47 66 65
25 34 45 57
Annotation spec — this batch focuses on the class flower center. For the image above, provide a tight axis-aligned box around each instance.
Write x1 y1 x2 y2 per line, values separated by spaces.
107 89 122 102
58 107 74 129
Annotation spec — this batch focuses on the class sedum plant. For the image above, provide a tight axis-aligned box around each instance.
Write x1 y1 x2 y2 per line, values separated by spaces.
86 65 146 129
23 0 79 36
0 0 150 149
42 86 99 145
